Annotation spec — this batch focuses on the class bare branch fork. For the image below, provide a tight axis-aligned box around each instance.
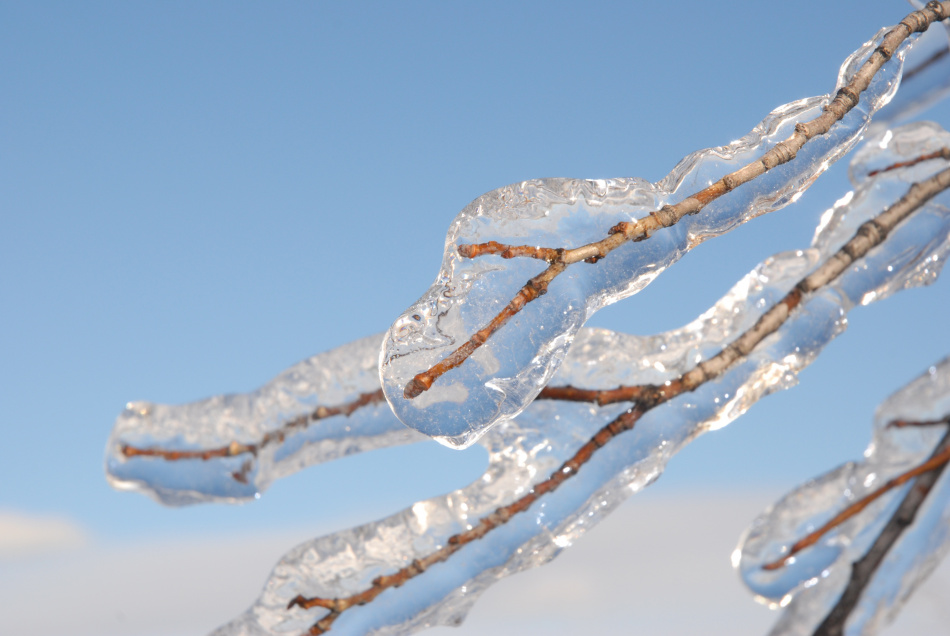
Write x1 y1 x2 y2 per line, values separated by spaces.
118 150 950 482
113 382 643 469
118 4 950 473
762 416 950 572
286 157 950 635
814 426 950 636
402 1 950 401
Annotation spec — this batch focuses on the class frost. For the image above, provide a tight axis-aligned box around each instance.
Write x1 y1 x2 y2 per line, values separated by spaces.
380 27 916 449
737 357 950 636
166 123 950 635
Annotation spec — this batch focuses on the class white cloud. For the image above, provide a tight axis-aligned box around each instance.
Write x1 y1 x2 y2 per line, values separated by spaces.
1 492 947 636
0 510 87 560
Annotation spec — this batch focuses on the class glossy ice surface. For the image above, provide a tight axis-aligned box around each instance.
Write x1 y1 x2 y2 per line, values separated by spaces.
200 123 949 634
379 27 912 448
739 356 950 636
102 18 950 634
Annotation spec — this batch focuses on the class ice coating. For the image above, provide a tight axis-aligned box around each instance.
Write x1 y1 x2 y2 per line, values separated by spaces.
866 14 950 137
105 333 419 506
380 27 915 449
212 124 950 635
737 359 950 636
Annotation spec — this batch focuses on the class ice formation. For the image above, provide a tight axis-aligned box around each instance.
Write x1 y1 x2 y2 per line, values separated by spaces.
379 25 918 449
185 122 949 635
738 357 950 636
103 7 950 632
105 115 950 511
868 13 950 135
105 333 418 505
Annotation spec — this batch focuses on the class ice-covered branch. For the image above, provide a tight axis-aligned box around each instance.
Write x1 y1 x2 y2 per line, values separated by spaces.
105 352 638 505
761 418 950 572
867 146 950 176
106 138 950 509
106 334 414 506
202 122 950 636
118 389 387 485
380 2 949 448
739 356 950 636
813 428 950 636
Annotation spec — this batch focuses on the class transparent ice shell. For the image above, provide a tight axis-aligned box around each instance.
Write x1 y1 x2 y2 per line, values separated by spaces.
732 120 950 635
737 358 950 636
380 27 916 449
105 333 419 506
867 11 950 136
206 123 950 635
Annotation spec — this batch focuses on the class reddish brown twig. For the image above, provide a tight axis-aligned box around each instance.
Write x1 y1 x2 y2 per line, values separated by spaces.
762 420 950 571
403 2 950 401
286 401 654 635
889 415 950 428
535 383 651 406
119 390 386 478
403 260 567 398
867 147 950 177
457 241 563 262
814 427 950 635
116 380 647 470
289 147 950 635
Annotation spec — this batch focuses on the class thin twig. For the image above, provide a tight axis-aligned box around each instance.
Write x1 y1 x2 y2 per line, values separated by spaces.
812 428 950 636
119 390 387 477
402 1 950 401
457 241 564 262
288 143 950 635
116 382 642 469
889 416 950 428
535 383 651 406
867 147 950 176
762 416 950 571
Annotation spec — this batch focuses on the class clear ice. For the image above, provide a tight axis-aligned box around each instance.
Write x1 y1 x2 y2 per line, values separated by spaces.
737 357 950 636
184 122 949 635
101 16 950 634
379 27 916 449
867 13 950 136
105 333 420 506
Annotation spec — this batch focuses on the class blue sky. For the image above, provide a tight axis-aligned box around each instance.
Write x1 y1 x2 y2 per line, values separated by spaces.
1 2 949 634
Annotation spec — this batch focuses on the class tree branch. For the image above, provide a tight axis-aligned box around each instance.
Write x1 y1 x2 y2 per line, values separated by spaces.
812 427 950 636
118 389 387 474
113 382 644 471
762 416 950 571
867 147 950 177
115 153 950 502
288 151 950 636
402 1 950 401
901 42 949 83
